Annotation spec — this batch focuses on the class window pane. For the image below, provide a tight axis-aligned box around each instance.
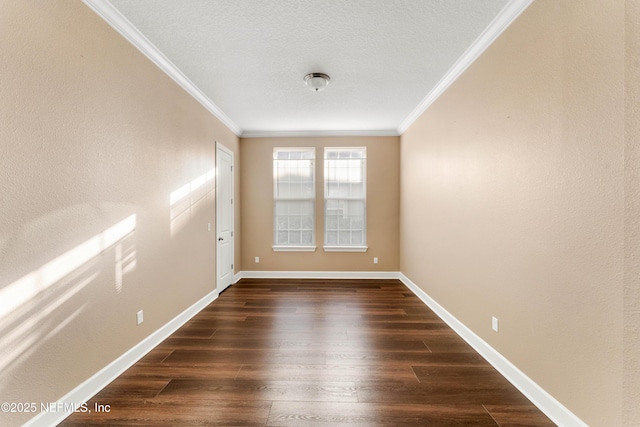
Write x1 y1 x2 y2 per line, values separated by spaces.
338 217 350 230
348 200 364 215
301 231 313 244
351 182 365 197
277 216 288 231
291 201 300 214
324 148 366 247
326 215 338 230
301 215 313 230
300 201 314 215
301 182 314 198
277 231 288 245
289 231 301 244
274 148 315 247
352 217 363 229
326 151 339 159
276 182 288 198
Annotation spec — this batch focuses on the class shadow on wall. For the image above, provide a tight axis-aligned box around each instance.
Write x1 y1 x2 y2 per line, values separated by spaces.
0 213 137 398
170 169 214 237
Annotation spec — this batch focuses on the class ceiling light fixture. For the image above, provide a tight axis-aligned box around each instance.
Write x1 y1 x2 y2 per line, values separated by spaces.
304 73 331 92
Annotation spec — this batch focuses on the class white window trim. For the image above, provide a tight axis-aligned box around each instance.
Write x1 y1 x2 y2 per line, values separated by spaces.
323 245 368 253
273 245 317 252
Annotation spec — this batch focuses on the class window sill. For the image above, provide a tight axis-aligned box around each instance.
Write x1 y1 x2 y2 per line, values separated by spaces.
272 245 317 252
323 246 368 253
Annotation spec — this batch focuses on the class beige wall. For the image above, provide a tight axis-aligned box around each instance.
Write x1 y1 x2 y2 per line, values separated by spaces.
400 1 627 425
0 1 239 426
2 0 636 426
624 1 640 425
241 136 399 272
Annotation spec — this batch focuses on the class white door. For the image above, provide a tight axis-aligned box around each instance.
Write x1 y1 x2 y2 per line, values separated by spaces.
216 143 234 292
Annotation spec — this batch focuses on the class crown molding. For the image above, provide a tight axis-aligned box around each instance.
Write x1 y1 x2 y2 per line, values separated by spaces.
240 129 400 138
397 0 534 135
84 0 532 139
82 0 242 136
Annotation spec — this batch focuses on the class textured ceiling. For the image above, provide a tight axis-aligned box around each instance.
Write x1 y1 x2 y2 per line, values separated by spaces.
104 0 514 136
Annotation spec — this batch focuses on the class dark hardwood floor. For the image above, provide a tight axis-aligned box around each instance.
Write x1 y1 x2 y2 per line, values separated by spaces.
61 279 555 426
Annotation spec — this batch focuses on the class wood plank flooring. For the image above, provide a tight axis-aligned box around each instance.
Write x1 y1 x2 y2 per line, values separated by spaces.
61 279 555 426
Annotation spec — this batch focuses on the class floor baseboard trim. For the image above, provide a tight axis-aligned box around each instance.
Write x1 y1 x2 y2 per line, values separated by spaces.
239 270 400 280
23 288 219 427
25 272 584 426
397 273 587 427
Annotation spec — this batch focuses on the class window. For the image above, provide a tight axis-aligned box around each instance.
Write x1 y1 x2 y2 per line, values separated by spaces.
324 147 367 252
273 148 316 251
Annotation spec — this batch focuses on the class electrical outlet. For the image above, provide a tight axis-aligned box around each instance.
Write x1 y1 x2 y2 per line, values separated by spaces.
137 310 144 325
207 223 211 232
255 257 260 263
492 316 499 332
373 257 379 264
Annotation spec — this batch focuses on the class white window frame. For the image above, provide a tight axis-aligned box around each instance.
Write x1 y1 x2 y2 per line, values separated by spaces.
323 147 367 252
272 147 316 252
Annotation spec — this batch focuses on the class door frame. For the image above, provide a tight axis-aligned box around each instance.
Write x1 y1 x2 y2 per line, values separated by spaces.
215 141 234 293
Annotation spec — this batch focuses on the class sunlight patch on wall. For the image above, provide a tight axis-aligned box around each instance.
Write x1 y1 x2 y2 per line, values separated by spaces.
170 169 214 236
115 242 136 294
170 169 214 206
0 284 91 376
0 215 136 320
0 215 137 386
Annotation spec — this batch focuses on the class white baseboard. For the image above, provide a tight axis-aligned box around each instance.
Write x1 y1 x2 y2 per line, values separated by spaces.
233 271 243 284
239 270 400 280
25 271 585 427
24 288 219 427
397 273 587 427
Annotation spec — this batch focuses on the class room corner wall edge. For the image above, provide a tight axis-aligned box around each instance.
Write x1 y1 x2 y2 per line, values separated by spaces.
396 0 534 134
233 271 243 284
81 0 241 136
22 289 220 427
397 272 587 427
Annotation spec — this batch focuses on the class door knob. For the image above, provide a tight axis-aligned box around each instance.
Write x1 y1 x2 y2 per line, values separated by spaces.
218 237 223 241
